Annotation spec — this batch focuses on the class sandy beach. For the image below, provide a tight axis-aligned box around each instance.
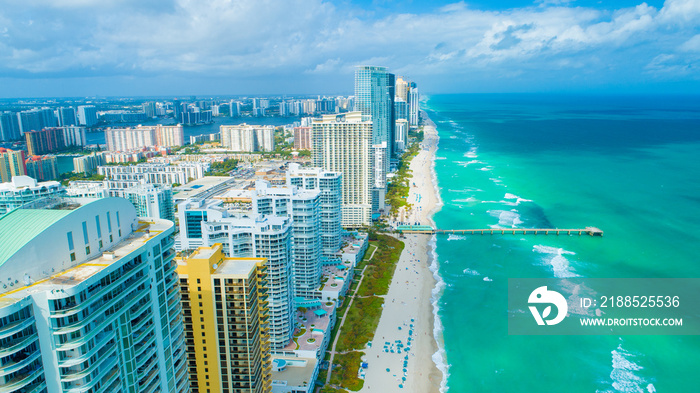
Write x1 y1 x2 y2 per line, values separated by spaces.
359 118 443 393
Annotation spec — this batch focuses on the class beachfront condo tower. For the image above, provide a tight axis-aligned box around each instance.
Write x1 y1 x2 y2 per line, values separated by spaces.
355 66 396 212
176 199 294 349
177 244 272 393
311 112 373 227
0 196 188 392
286 163 343 259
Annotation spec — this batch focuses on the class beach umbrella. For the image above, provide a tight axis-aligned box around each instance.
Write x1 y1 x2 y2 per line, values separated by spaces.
402 377 407 381
399 385 403 389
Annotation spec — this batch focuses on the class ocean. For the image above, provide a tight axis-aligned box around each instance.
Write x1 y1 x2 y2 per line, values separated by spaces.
424 94 700 392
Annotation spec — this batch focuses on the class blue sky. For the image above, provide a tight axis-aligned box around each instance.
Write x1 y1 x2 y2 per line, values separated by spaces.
0 0 698 97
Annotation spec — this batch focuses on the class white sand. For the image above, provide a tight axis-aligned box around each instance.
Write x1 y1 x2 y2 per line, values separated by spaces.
359 122 442 393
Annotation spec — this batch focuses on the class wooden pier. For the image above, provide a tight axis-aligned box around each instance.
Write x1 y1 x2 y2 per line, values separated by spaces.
398 226 603 237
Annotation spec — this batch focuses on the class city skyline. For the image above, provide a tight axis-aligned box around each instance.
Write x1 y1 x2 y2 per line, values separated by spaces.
1 0 699 98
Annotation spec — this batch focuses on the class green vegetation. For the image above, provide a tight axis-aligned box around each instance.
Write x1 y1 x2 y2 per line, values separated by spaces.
317 235 404 391
336 235 404 352
206 158 238 176
327 351 365 391
296 149 311 157
59 173 105 186
357 235 404 297
336 296 384 353
385 142 421 217
408 128 424 142
173 144 204 155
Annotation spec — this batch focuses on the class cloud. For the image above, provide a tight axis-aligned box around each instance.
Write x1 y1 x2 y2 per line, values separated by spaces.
679 34 700 52
0 0 698 95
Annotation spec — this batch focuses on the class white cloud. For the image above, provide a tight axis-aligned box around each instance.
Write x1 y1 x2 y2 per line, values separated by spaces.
0 0 698 92
679 34 700 52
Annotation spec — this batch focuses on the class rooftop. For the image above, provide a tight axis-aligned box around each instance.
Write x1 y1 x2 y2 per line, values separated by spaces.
271 357 318 388
0 218 171 307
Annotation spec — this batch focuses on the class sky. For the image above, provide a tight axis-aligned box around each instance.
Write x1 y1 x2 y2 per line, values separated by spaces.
0 0 699 97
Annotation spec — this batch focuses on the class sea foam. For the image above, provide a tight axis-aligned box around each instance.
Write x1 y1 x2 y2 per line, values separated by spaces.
533 245 579 278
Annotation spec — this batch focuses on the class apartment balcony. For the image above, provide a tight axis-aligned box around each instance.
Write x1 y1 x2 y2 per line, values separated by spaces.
0 335 39 360
63 358 119 393
0 366 43 393
58 331 115 368
0 351 41 378
50 270 143 318
60 348 117 384
0 317 35 341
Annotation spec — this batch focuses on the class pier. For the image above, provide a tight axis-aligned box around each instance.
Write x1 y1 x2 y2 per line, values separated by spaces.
396 225 603 237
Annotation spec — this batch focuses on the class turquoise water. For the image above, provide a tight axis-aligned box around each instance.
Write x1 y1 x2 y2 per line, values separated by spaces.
425 94 700 392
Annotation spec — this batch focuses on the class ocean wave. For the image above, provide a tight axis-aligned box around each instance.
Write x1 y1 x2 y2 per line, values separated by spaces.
464 147 478 158
435 156 447 160
448 188 483 193
452 197 478 203
447 234 466 241
501 193 533 206
533 245 579 278
479 166 493 171
487 209 523 228
427 118 448 393
463 268 480 276
455 160 482 167
483 277 493 282
595 343 654 393
429 235 449 393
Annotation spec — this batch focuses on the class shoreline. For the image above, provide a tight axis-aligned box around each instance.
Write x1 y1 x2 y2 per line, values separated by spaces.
358 111 444 393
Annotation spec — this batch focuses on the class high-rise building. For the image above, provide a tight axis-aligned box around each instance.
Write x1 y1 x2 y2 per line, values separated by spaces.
77 105 98 127
354 66 395 212
73 152 107 174
0 147 26 182
395 76 410 102
61 125 87 147
156 125 185 147
250 181 322 300
122 183 175 222
230 101 241 117
293 127 312 150
143 101 156 117
56 106 77 126
312 112 372 227
0 111 21 141
177 244 272 393
25 155 59 181
395 119 409 153
408 83 420 128
25 127 66 155
17 108 57 135
286 163 343 259
27 157 54 182
220 124 275 152
0 176 64 215
105 125 184 151
176 199 294 349
0 197 188 391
